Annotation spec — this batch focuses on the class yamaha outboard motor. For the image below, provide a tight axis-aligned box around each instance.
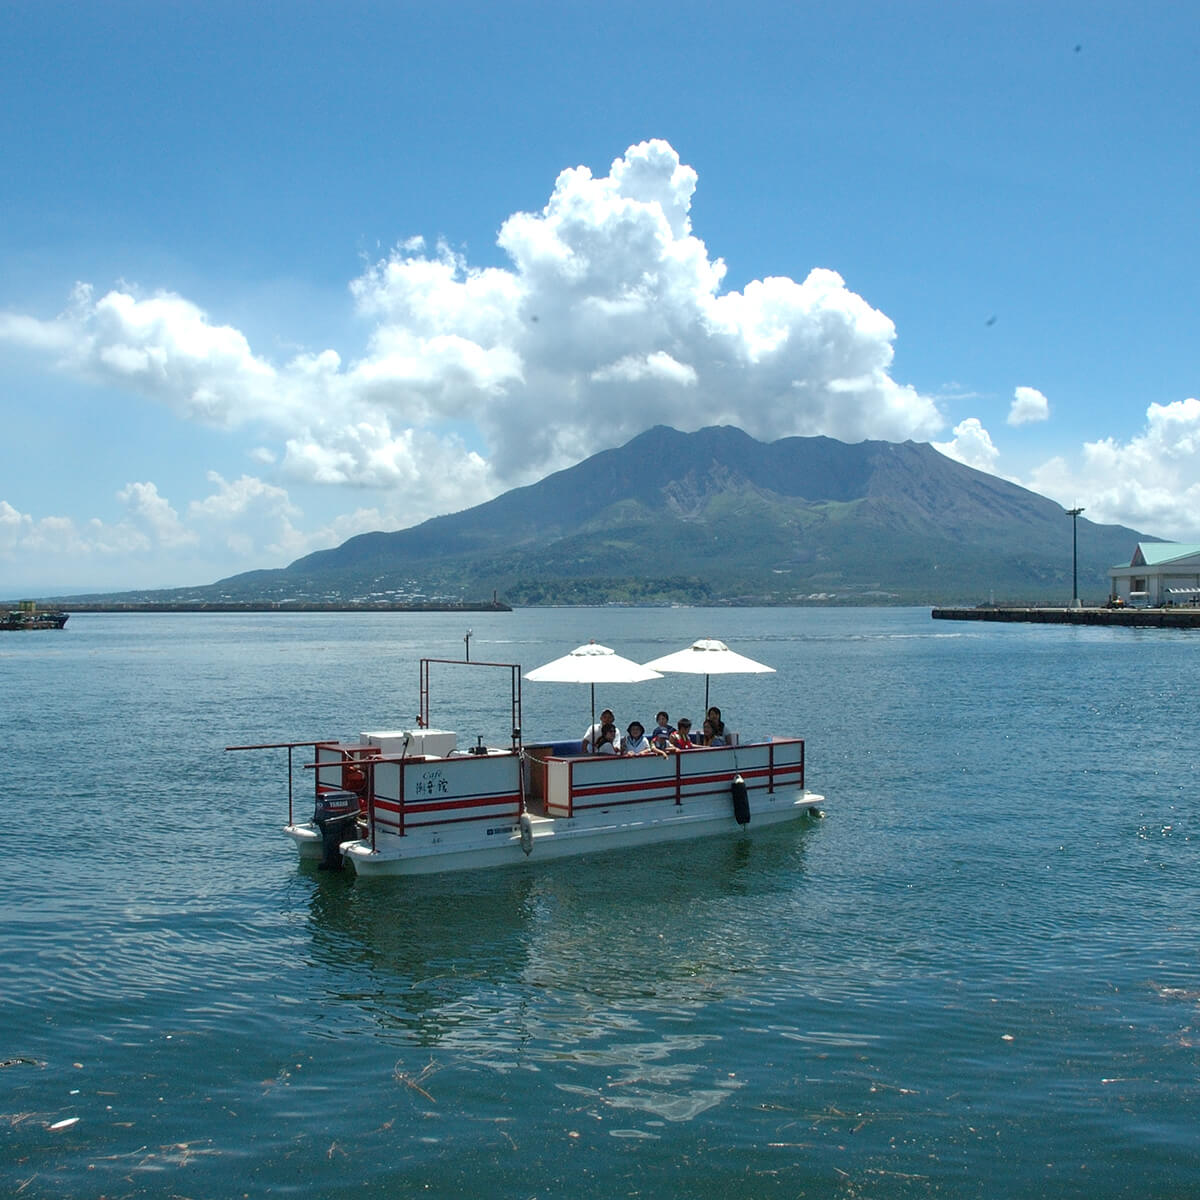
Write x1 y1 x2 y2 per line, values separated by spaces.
313 789 359 870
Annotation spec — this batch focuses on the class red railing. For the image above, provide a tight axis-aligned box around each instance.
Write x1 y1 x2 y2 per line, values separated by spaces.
550 739 804 819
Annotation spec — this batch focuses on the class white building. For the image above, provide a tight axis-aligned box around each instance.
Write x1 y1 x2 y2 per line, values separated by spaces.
1109 542 1200 606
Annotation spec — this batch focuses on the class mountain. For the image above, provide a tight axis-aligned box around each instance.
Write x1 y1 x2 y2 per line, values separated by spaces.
209 425 1148 606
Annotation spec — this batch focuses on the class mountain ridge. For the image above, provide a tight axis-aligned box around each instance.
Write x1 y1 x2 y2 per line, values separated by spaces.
209 425 1148 606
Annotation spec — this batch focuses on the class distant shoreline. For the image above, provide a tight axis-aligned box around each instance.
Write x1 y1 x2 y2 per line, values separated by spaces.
36 600 512 614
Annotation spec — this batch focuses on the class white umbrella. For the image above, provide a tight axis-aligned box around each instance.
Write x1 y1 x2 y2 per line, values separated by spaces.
524 641 663 743
642 638 775 712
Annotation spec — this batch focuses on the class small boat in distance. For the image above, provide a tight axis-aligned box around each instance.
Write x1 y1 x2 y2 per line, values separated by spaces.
229 652 825 878
1 600 69 631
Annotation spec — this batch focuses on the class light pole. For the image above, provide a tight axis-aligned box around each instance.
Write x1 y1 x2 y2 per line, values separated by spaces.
1066 507 1084 608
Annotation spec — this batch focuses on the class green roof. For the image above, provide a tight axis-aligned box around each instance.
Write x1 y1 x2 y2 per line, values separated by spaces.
1123 541 1200 568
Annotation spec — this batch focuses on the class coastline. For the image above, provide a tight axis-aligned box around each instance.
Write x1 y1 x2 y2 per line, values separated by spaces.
39 600 513 614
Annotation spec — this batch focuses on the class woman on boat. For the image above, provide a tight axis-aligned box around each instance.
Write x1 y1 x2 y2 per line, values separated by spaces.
706 707 726 741
700 718 727 747
593 722 620 754
582 709 616 753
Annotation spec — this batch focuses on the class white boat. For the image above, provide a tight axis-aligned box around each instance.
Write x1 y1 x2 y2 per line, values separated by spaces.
230 654 824 878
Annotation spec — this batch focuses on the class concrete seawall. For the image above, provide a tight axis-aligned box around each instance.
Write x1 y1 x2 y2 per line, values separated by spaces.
932 606 1200 628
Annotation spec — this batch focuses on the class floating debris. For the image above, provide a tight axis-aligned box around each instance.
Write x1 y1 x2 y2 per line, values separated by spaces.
47 1117 80 1131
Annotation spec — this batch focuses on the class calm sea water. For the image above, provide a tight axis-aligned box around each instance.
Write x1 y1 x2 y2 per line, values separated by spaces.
2 607 1197 1198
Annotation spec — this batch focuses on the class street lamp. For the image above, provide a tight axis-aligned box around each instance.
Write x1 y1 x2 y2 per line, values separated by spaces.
1066 507 1084 608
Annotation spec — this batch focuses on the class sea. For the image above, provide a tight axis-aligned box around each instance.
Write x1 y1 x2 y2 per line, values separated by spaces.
2 607 1197 1198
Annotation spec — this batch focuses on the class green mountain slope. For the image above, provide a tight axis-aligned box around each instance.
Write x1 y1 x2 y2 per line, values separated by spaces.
212 425 1148 605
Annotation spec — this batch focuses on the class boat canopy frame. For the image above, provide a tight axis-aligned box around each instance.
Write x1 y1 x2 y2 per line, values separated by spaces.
419 657 523 751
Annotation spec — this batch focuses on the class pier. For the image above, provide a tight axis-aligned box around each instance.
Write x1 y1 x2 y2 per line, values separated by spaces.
932 606 1200 629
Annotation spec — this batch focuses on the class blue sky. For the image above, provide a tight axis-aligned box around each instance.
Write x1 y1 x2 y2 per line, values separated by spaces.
3 1 1198 593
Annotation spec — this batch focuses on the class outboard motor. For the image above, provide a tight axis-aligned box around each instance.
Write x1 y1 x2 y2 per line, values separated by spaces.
313 789 359 870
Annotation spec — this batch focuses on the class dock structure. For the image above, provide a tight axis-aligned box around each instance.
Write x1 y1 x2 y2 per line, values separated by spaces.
932 606 1200 629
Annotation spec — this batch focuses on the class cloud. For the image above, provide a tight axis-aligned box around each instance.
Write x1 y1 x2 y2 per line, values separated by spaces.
0 497 149 578
591 350 698 387
2 139 944 526
932 418 1000 473
1027 397 1200 540
0 476 388 591
72 140 1200 594
117 481 195 547
1008 386 1050 426
66 283 279 427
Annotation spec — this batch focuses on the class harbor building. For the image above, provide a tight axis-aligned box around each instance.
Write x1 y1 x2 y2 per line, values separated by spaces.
1108 542 1200 606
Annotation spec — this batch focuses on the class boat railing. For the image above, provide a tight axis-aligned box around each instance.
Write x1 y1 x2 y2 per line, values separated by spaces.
535 738 805 819
232 735 804 845
226 740 381 825
228 738 527 844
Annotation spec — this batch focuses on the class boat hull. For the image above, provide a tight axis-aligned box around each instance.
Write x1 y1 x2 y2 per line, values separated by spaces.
337 784 823 877
1 612 68 630
284 823 325 860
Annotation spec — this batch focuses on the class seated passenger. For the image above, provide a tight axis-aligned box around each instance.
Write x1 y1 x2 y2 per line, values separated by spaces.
594 722 620 755
582 709 616 753
700 718 727 747
623 721 660 756
650 711 675 749
667 717 695 750
706 707 727 741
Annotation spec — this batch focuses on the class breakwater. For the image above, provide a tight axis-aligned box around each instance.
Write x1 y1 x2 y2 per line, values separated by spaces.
932 605 1200 628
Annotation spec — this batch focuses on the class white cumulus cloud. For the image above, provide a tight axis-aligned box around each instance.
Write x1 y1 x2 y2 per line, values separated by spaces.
1 139 944 516
0 138 963 586
117 481 195 547
932 418 1000 474
0 474 396 591
1028 397 1200 540
1009 386 1050 426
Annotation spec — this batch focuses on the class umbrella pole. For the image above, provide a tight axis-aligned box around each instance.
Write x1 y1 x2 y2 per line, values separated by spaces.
590 682 596 753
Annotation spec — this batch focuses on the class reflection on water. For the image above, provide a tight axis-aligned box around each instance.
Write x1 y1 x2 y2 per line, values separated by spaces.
298 826 818 1132
304 824 814 1024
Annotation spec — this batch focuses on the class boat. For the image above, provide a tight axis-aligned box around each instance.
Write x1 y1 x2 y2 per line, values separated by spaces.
1 600 69 631
229 654 825 878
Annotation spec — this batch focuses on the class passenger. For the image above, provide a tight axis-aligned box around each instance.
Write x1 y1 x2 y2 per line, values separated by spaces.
623 721 659 756
582 709 615 753
700 718 727 747
650 711 675 749
594 722 620 755
706 707 726 741
667 717 695 751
